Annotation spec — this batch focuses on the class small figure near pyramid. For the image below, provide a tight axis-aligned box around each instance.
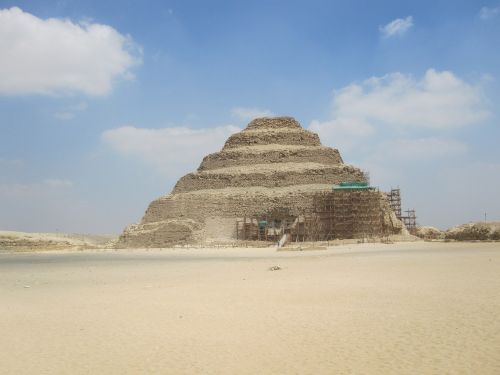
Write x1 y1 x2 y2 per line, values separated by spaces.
117 117 402 247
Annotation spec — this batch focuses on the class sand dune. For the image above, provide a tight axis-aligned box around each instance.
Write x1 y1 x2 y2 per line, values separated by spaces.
0 242 499 374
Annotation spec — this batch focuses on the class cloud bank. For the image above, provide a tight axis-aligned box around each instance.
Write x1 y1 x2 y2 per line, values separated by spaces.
0 7 141 96
102 124 240 176
310 69 489 149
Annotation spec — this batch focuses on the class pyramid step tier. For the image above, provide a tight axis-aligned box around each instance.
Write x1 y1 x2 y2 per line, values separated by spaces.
173 163 366 193
142 184 339 223
245 117 302 131
199 145 343 171
223 128 321 149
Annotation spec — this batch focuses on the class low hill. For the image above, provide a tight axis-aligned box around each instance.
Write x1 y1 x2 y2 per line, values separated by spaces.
0 231 116 251
445 221 500 241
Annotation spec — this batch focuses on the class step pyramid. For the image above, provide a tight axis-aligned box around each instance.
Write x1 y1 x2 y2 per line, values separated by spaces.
117 117 401 247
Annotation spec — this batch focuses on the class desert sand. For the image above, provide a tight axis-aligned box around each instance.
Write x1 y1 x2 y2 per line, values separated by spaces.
1 241 499 374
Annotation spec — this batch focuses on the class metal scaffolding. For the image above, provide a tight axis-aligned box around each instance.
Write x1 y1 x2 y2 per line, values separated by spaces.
386 188 402 219
236 190 389 243
302 190 385 241
401 209 417 234
385 188 417 234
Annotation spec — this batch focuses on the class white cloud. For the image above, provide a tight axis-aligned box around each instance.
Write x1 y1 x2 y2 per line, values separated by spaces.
379 16 414 38
309 69 488 156
102 125 241 175
310 69 489 149
231 107 274 121
309 117 375 154
54 101 88 120
0 7 141 96
479 6 500 19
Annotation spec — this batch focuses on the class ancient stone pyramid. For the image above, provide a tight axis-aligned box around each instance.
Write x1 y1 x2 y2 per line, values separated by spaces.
118 117 399 247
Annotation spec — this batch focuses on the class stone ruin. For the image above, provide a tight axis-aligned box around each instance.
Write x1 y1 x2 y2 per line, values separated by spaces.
117 117 403 247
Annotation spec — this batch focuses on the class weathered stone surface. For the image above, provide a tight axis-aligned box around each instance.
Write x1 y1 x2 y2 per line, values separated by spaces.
143 185 336 224
245 116 302 130
445 221 500 241
117 117 401 248
173 164 364 193
415 226 444 240
198 145 343 171
223 129 321 149
118 219 201 248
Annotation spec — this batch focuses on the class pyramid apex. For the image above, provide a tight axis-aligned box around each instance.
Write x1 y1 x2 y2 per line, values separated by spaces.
245 116 302 131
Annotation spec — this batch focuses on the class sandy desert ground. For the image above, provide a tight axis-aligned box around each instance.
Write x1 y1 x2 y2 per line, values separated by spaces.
1 241 499 374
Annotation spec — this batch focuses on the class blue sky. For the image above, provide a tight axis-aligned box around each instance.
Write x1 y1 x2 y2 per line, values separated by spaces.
1 0 499 233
